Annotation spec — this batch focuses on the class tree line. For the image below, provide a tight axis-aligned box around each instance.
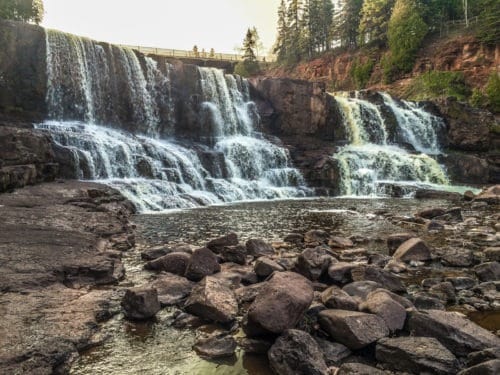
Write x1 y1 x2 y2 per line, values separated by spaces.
273 0 500 73
0 0 44 24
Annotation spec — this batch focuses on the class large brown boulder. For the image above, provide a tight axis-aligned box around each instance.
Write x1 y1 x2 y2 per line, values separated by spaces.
184 247 220 281
144 252 191 275
243 272 314 336
393 238 432 262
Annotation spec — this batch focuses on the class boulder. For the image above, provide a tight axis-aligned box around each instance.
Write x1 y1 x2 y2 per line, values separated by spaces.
184 247 221 281
474 262 500 282
284 233 304 245
243 272 314 336
351 265 406 293
318 310 389 349
467 347 500 367
407 309 500 356
337 363 386 375
220 245 247 265
245 238 275 257
484 247 500 262
254 257 285 278
321 286 358 311
206 232 238 253
387 233 416 255
328 236 353 249
144 252 191 275
417 207 446 219
268 329 328 375
342 281 383 302
474 185 500 205
360 291 406 332
441 248 475 267
121 287 161 320
295 246 334 281
376 337 459 375
393 238 431 262
314 337 351 366
237 337 273 354
193 335 236 358
367 288 414 309
413 293 446 310
304 229 329 245
327 262 356 284
184 276 238 323
148 273 194 306
429 281 456 303
458 360 500 375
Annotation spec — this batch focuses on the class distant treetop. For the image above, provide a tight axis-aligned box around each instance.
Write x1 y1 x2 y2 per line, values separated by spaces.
0 0 44 25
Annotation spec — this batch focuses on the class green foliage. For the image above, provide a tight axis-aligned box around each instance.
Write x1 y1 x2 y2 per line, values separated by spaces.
333 0 363 49
485 72 500 113
350 58 374 88
234 60 260 77
405 71 471 100
469 88 487 108
475 0 500 45
242 28 258 61
385 0 427 80
358 0 395 46
0 0 44 24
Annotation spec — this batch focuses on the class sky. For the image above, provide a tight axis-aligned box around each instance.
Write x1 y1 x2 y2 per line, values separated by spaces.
41 0 281 55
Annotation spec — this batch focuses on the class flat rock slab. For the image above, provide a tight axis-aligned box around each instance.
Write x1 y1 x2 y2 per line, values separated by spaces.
408 309 500 356
318 309 389 349
376 336 459 374
193 335 236 358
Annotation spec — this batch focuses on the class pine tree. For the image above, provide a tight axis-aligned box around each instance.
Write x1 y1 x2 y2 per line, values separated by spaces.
358 0 395 45
333 0 363 48
243 28 257 61
0 0 44 24
273 0 289 62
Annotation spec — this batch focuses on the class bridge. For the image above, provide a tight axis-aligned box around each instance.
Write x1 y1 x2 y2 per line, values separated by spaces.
120 44 276 63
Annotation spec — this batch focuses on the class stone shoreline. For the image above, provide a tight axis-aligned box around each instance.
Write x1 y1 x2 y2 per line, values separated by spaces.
0 181 135 374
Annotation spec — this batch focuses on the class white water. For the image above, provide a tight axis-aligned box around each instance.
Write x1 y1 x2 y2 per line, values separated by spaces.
40 30 309 211
332 93 449 196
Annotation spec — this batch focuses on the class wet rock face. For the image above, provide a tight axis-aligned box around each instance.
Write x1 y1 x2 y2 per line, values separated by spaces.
268 329 328 375
243 271 314 336
376 337 459 375
121 287 161 320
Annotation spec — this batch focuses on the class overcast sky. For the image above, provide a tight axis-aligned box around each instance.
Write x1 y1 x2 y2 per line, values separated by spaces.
41 0 281 55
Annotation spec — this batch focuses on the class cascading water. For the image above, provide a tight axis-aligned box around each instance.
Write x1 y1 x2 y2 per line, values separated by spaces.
38 30 309 212
332 92 449 196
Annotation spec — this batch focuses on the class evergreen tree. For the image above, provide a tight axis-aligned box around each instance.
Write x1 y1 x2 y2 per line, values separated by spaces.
242 27 257 61
319 0 334 50
0 0 44 24
358 0 395 45
334 0 363 48
273 0 289 62
286 0 305 62
475 0 500 45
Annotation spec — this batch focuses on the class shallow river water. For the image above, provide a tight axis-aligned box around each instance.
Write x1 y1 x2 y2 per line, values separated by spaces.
70 197 498 375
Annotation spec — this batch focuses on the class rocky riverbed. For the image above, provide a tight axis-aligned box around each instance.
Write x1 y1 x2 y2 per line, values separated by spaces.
0 181 135 374
66 186 500 375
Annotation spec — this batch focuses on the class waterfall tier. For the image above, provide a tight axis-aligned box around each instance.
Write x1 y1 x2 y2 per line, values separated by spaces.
331 92 449 196
39 30 309 211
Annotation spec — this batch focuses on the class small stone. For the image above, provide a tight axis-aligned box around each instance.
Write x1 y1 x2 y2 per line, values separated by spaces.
474 262 500 282
328 236 353 249
220 245 247 265
245 238 275 257
351 265 406 293
387 233 416 255
144 252 191 275
337 363 386 375
360 291 406 332
458 359 500 375
184 247 220 281
295 246 334 281
417 207 446 219
314 337 351 367
148 273 194 306
429 281 456 303
321 286 358 311
193 335 236 358
342 281 382 303
206 232 238 253
237 337 272 354
467 347 500 367
283 233 304 245
121 287 161 320
254 257 285 278
445 276 477 291
393 238 431 263
327 262 356 284
484 247 500 262
304 229 329 245
413 293 446 310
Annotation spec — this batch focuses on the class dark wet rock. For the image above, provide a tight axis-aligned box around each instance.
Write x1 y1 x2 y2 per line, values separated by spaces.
474 185 500 205
144 252 191 275
141 247 170 261
393 238 431 263
304 229 330 246
446 277 477 291
458 360 500 375
376 336 459 375
149 273 195 306
328 262 356 284
407 309 500 356
383 259 407 273
438 207 463 222
184 247 221 281
328 236 354 249
422 277 444 289
121 287 161 321
254 257 285 278
315 337 351 366
441 248 475 267
368 253 391 268
360 291 406 332
171 312 205 329
318 310 389 350
474 262 500 282
484 247 500 262
426 220 445 231
235 283 266 305
237 337 273 354
268 329 328 375
193 335 236 358
467 347 500 367
284 233 304 245
417 207 446 219
415 189 462 200
413 293 446 310
464 190 476 201
351 265 406 293
243 272 314 336
337 363 386 375
387 233 416 255
220 245 247 265
245 238 275 257
321 286 358 311
184 276 238 324
295 246 334 281
429 281 456 303
220 263 258 285
369 288 414 309
342 281 383 303
206 232 238 253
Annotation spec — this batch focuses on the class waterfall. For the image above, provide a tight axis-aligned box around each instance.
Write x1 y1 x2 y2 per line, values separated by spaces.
332 92 449 196
40 29 309 212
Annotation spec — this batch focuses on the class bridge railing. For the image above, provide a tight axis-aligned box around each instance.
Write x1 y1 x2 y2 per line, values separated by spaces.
120 44 275 63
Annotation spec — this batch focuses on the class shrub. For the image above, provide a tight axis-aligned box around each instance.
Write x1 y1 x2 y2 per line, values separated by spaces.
405 71 471 100
234 60 260 78
485 72 500 113
350 58 374 89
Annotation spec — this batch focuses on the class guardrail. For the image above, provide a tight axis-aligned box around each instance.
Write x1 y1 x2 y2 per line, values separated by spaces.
119 44 275 63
